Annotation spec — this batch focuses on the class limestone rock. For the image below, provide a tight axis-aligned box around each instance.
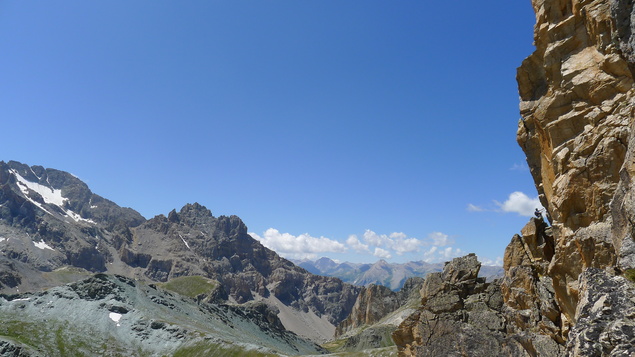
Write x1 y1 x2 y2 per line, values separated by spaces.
393 250 568 356
566 268 635 356
334 284 400 337
513 0 635 353
334 276 424 339
517 0 635 336
393 254 541 356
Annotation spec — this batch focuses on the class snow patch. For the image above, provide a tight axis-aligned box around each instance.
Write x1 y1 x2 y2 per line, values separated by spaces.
29 167 41 180
11 170 59 217
109 312 122 326
65 210 96 224
0 237 5 243
179 234 191 249
34 240 55 251
12 297 30 302
11 169 67 206
11 169 95 224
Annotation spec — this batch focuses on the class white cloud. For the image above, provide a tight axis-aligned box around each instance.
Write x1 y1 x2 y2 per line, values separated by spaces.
421 246 465 263
249 228 347 260
467 203 485 212
423 246 438 261
426 232 452 246
363 230 389 247
373 247 392 259
393 238 422 255
496 191 543 217
440 246 464 259
348 229 459 258
510 163 529 171
346 234 370 253
251 227 464 263
478 256 503 266
361 230 426 255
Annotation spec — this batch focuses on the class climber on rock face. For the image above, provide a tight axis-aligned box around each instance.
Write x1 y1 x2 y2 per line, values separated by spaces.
534 208 543 219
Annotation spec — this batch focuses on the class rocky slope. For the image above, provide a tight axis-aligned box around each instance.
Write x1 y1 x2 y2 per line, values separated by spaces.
393 0 635 355
0 274 325 356
0 160 359 349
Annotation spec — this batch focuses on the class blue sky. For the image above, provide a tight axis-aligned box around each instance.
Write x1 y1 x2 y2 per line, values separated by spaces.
1 1 539 265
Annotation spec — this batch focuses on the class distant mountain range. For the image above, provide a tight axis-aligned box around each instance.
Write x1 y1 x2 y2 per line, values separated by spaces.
293 257 504 290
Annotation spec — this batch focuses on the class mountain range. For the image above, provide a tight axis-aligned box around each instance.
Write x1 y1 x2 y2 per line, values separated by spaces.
293 257 504 291
0 160 365 355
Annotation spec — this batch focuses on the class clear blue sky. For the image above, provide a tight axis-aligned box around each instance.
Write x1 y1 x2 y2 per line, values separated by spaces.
1 1 539 265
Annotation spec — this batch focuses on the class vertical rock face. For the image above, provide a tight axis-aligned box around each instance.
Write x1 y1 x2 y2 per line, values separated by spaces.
516 0 635 353
518 0 633 310
334 277 424 338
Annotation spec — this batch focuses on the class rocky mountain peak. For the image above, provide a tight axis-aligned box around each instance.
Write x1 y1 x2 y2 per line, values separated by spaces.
315 257 338 270
178 202 212 219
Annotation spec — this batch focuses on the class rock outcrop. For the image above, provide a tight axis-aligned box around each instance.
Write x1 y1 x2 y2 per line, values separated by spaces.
393 254 564 356
517 0 635 337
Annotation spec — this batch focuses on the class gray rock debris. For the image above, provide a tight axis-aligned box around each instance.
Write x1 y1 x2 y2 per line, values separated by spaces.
567 268 635 356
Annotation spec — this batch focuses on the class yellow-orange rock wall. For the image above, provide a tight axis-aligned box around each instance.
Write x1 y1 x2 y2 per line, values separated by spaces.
517 0 634 337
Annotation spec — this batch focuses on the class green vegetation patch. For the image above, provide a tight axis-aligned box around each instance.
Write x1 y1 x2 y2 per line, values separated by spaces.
624 269 635 283
158 276 217 298
43 266 92 285
173 341 278 357
322 337 348 352
318 346 398 357
0 319 133 357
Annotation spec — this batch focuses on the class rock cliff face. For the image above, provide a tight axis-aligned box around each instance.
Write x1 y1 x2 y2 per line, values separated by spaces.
335 277 424 338
517 0 635 352
394 0 635 355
